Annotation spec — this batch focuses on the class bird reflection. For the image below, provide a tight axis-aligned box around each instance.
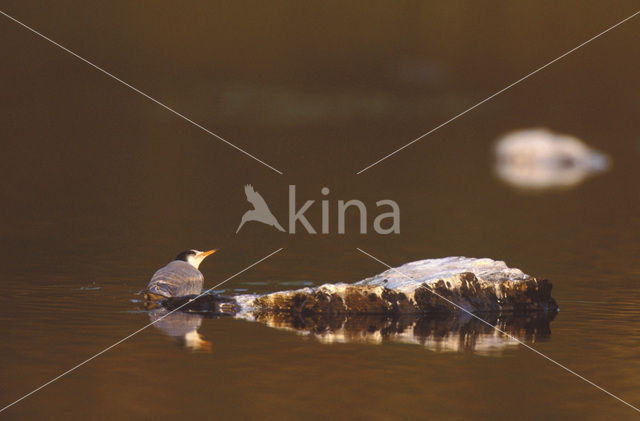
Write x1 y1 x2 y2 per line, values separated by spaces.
148 308 212 352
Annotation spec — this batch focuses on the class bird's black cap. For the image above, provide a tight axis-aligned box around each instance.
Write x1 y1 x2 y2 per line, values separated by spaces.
175 250 197 261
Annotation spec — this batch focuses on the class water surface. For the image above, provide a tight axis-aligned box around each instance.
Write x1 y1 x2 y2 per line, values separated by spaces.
1 1 640 419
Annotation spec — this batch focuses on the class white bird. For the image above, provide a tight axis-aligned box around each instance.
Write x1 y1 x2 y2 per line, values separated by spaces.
144 249 217 301
494 128 610 189
236 184 285 233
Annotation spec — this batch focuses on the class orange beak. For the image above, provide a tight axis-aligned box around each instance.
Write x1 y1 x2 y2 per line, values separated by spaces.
201 249 218 259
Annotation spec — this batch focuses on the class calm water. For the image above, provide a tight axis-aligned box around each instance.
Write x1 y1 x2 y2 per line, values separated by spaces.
1 1 640 419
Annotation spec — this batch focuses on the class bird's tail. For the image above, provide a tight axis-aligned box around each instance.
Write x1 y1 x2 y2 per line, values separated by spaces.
273 220 286 232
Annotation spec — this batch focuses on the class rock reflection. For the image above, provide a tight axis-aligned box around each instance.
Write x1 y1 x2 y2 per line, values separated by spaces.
147 305 555 355
246 311 556 355
148 308 212 352
494 128 610 190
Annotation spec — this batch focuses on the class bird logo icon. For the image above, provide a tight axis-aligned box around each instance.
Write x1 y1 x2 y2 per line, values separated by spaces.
236 185 285 233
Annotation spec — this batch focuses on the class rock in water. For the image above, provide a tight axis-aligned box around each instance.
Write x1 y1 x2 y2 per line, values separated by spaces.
494 128 609 189
148 257 558 353
233 257 557 317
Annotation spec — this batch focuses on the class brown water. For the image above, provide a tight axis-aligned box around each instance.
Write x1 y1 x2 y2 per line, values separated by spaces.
2 1 640 419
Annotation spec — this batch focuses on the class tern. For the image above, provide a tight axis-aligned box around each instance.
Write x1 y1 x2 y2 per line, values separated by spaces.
236 184 285 233
144 249 217 301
